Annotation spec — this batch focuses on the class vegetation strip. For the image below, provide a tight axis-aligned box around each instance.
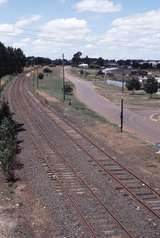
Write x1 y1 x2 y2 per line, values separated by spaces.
0 102 17 180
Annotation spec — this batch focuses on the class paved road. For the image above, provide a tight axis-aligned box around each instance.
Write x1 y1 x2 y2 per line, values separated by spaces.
66 68 160 144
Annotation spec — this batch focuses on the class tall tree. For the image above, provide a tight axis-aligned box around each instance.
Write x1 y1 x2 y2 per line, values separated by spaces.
72 51 82 66
0 42 8 78
0 42 26 79
96 57 104 67
126 78 141 94
144 77 158 98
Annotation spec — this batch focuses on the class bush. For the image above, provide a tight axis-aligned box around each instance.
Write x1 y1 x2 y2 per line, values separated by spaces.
0 117 16 178
64 83 73 95
43 67 52 73
96 70 105 76
80 69 84 75
144 77 158 98
0 101 17 181
0 101 15 126
126 78 141 94
38 72 44 80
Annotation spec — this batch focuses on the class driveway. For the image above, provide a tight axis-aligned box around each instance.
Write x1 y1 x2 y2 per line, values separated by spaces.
66 68 160 144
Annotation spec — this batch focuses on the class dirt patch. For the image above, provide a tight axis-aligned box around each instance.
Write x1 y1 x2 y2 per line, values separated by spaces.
0 166 54 238
14 183 54 238
0 170 31 238
86 121 160 183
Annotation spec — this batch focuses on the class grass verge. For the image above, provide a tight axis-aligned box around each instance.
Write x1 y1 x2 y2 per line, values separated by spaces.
38 67 63 100
68 97 106 123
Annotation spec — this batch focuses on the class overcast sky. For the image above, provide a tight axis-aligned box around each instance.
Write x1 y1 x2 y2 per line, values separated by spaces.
0 0 160 59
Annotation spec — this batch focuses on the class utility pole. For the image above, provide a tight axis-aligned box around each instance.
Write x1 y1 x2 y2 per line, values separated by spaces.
36 66 39 89
120 67 125 133
62 53 65 101
31 58 35 89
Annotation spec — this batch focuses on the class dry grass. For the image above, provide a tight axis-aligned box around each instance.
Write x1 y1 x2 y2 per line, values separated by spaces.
94 81 160 109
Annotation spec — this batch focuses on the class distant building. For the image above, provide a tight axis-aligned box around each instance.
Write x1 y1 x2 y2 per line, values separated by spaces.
78 63 88 69
102 67 118 76
148 61 160 67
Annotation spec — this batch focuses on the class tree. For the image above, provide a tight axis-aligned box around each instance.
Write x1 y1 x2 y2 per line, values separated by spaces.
157 63 160 70
0 42 26 80
0 42 8 78
96 57 104 67
126 78 141 94
140 63 153 70
64 82 73 95
72 51 82 66
83 56 90 65
144 77 158 98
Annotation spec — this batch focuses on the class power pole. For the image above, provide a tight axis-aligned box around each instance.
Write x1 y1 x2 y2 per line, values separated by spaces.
36 67 39 89
62 53 65 101
32 58 35 89
120 68 125 133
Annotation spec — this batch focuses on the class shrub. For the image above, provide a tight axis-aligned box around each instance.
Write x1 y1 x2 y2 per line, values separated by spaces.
64 83 73 95
144 77 158 98
38 72 44 80
0 117 16 180
80 69 84 75
0 102 17 181
0 101 15 126
96 70 105 77
43 67 52 73
126 78 141 94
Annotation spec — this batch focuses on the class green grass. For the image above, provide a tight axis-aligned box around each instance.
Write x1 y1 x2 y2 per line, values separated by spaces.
38 67 63 100
68 97 106 123
94 81 160 107
37 67 106 122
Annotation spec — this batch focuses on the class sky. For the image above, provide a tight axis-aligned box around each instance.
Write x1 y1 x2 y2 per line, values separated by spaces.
0 0 160 59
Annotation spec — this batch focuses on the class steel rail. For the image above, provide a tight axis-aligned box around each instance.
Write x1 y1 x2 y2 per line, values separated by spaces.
23 76 160 221
18 75 135 238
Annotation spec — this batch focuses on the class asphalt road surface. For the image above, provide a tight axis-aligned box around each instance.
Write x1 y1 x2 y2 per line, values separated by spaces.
66 68 160 144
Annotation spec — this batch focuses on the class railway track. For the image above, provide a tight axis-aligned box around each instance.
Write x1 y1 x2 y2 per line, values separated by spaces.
6 76 136 237
23 77 160 222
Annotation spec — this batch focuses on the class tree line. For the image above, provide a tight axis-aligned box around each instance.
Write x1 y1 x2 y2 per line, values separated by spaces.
0 41 26 79
71 52 160 69
26 56 70 66
126 76 159 98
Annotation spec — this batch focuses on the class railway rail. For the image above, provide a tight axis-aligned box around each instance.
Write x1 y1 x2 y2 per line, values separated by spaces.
6 76 136 237
23 77 160 222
